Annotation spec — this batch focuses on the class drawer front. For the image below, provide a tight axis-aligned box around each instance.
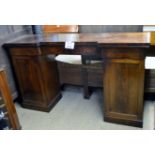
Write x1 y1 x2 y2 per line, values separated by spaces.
10 47 40 56
41 45 98 56
41 46 64 55
102 48 144 59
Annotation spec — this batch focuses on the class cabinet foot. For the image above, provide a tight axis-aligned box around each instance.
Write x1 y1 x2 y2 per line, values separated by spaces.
21 93 62 112
104 116 143 128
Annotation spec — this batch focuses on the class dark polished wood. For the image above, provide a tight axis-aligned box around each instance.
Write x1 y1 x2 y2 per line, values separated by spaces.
102 48 145 127
8 47 61 112
3 32 153 127
3 33 150 46
0 68 21 129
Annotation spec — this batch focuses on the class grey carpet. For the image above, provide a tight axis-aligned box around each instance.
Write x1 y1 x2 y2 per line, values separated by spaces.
15 86 154 130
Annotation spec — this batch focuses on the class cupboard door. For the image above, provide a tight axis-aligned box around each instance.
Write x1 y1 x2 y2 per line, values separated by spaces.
12 56 46 107
104 59 144 126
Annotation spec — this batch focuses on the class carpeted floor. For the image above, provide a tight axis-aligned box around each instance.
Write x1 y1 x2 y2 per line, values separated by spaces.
15 86 155 130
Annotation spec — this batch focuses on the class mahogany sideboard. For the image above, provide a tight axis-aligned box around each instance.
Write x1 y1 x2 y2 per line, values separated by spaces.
3 32 154 127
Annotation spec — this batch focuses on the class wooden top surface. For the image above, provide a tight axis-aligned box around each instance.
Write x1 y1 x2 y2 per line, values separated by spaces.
3 32 152 47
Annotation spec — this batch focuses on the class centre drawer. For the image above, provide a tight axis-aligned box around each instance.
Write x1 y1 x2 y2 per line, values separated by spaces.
41 43 99 56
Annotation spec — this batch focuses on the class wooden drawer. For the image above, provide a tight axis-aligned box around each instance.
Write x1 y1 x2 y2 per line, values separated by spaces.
41 46 63 55
41 44 98 56
10 47 40 56
102 48 144 59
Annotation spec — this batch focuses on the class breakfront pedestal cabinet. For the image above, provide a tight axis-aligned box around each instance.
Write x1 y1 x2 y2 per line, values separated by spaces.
3 33 152 127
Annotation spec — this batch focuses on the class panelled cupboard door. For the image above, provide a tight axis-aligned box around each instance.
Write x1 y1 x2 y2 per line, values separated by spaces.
104 59 144 126
12 56 46 107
